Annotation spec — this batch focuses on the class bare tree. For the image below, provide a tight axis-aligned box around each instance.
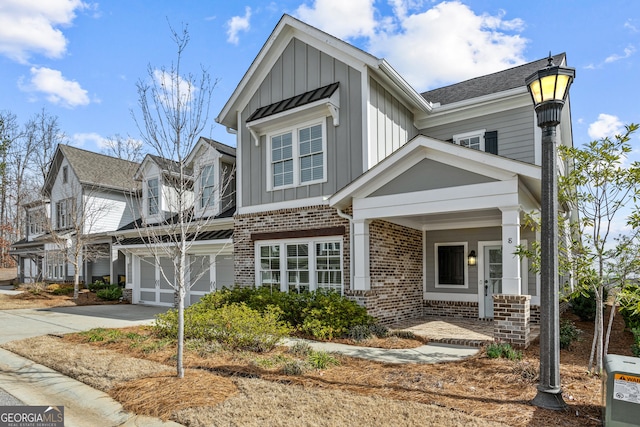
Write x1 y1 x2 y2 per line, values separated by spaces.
132 24 221 378
101 134 145 162
28 109 66 183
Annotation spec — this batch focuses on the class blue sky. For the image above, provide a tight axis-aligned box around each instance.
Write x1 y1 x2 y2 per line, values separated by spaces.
0 0 638 156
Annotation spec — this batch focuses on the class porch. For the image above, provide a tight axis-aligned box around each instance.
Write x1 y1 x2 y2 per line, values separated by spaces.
390 316 541 348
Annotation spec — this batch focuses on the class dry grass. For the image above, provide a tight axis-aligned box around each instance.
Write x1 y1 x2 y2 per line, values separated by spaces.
1 307 631 426
0 286 122 310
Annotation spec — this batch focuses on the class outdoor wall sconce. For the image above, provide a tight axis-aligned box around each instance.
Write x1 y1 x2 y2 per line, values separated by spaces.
468 250 477 266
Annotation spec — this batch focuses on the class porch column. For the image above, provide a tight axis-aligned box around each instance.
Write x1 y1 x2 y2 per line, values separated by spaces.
352 219 370 291
500 206 522 295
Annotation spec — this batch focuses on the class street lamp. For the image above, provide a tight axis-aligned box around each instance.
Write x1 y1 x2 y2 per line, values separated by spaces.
526 54 575 410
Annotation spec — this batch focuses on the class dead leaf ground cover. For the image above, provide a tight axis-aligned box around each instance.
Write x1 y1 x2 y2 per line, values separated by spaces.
2 305 631 426
0 284 122 309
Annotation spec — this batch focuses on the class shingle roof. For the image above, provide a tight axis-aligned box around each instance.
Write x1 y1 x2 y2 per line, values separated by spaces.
247 82 340 122
147 154 194 178
117 206 235 231
422 53 567 106
57 145 141 192
200 137 236 158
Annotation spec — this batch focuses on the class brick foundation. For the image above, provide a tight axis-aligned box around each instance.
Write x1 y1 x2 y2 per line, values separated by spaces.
122 288 132 303
423 300 479 319
493 294 531 348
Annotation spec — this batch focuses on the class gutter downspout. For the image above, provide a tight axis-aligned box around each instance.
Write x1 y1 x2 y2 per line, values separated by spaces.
335 208 353 296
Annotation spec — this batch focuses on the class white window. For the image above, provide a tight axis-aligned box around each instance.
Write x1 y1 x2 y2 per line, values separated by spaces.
200 164 216 209
256 238 342 293
453 130 485 151
147 178 159 215
55 199 73 229
435 242 469 288
268 121 326 190
62 166 68 184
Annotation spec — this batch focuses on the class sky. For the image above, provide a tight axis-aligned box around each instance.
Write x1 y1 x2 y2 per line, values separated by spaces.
0 1 638 160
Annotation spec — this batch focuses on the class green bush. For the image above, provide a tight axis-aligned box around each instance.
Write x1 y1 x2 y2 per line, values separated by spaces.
307 350 340 369
485 343 522 361
348 324 372 342
97 285 123 301
196 287 375 340
631 328 640 357
155 303 291 352
49 285 75 295
88 281 111 292
368 323 389 338
571 287 608 321
619 285 640 331
559 320 582 349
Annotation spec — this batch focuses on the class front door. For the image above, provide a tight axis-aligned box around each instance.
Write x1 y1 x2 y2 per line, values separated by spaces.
483 246 502 319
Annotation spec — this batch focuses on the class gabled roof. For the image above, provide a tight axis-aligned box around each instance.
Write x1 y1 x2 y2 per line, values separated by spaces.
329 135 541 210
135 154 194 181
43 145 140 196
200 137 236 158
422 53 566 106
216 14 431 130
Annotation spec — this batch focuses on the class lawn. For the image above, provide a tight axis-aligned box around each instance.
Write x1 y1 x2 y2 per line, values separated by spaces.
1 293 630 427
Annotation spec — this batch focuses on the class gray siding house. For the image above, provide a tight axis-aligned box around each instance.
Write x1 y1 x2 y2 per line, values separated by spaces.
217 14 575 347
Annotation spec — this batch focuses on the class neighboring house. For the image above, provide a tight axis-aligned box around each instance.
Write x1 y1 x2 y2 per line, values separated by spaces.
216 14 575 347
11 145 140 285
112 137 236 307
10 200 49 283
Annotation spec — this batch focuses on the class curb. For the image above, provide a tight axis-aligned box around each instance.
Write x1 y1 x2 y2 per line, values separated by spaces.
0 348 183 427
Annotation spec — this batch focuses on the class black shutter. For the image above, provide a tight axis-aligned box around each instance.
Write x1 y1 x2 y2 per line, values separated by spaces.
485 130 498 154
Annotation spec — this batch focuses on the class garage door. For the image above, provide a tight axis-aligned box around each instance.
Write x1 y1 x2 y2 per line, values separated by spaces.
137 257 176 306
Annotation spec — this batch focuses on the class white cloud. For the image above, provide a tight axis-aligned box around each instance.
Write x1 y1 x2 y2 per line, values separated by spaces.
20 66 90 108
71 132 106 147
296 0 377 39
294 0 527 91
604 45 635 63
624 20 638 33
0 0 87 63
226 7 251 45
588 114 624 140
152 69 196 108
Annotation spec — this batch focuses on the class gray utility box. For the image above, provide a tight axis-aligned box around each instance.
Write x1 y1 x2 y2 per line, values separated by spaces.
604 354 640 426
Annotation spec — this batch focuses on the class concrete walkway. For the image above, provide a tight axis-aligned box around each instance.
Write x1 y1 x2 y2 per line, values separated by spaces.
284 337 479 363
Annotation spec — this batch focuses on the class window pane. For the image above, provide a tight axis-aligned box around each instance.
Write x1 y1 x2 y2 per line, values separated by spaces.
316 242 342 291
437 245 464 285
287 244 309 293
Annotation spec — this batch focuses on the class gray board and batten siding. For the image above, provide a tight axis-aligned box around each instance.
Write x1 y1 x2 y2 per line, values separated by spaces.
368 77 419 166
240 38 364 208
421 105 536 165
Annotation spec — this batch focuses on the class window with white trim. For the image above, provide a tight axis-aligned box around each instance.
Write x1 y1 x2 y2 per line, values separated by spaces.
268 121 326 190
200 164 215 209
453 130 485 151
147 178 159 215
256 238 342 293
435 242 468 288
55 198 73 230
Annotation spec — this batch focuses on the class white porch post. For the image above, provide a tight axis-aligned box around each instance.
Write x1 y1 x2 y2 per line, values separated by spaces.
500 206 522 295
352 219 370 291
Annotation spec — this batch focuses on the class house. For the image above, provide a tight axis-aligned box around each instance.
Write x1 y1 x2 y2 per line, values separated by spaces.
216 14 574 347
10 200 49 283
112 137 236 307
11 145 139 285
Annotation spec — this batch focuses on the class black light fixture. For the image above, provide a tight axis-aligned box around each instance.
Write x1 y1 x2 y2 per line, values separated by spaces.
526 53 575 411
468 250 477 266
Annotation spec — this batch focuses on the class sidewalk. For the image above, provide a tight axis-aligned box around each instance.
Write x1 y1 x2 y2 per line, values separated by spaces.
283 338 479 363
0 348 183 427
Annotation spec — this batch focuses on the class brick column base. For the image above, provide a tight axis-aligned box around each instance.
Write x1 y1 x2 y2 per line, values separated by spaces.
493 294 531 349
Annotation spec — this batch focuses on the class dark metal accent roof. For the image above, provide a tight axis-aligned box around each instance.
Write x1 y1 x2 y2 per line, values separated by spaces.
422 53 567 106
117 206 235 231
117 228 233 246
247 82 339 122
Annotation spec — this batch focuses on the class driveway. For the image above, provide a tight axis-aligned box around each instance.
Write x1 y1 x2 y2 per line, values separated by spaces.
0 305 168 344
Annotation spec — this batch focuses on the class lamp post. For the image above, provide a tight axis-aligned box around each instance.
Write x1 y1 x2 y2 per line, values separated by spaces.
525 54 575 410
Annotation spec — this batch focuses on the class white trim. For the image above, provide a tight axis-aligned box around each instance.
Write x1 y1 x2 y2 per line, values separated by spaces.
423 292 478 303
434 242 469 289
236 111 243 210
254 236 344 294
453 129 486 151
237 196 329 215
265 119 328 191
477 240 501 319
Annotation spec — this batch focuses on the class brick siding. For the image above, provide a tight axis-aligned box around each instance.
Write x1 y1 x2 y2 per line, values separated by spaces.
423 300 480 319
493 294 531 348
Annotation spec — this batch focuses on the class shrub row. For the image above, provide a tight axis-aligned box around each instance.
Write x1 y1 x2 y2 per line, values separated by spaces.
191 287 376 340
